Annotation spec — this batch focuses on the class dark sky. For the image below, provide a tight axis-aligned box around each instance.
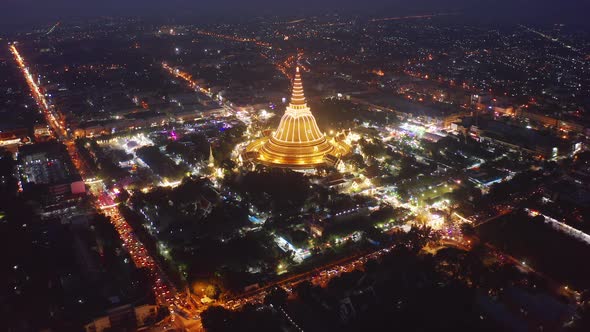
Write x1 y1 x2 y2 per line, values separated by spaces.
2 0 589 29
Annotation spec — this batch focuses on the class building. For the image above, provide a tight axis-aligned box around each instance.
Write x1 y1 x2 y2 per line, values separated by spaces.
84 304 159 332
17 141 85 196
454 117 578 159
0 127 28 149
351 92 468 129
245 67 349 169
34 124 53 140
73 107 224 138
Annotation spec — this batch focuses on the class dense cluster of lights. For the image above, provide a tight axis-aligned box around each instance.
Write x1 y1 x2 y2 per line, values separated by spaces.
224 243 407 311
162 62 210 95
10 44 67 139
196 30 271 47
12 45 182 315
101 202 178 306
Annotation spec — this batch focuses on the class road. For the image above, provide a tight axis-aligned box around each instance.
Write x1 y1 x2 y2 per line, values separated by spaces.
462 207 580 300
222 245 399 310
10 43 190 327
12 40 416 331
158 59 400 313
195 30 271 48
162 62 212 96
473 208 513 228
9 44 67 140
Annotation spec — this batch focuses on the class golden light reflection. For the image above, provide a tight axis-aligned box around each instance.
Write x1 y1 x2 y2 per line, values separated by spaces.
245 68 349 168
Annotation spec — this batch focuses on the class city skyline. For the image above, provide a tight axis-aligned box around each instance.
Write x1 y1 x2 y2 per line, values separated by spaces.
1 5 589 332
2 0 590 30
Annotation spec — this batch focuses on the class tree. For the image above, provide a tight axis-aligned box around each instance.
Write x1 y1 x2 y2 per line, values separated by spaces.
294 281 315 303
290 230 308 248
0 148 17 196
221 159 237 172
460 222 476 237
364 258 379 274
344 153 366 169
136 146 187 180
263 287 288 307
234 169 310 214
114 189 130 203
568 302 590 332
201 306 234 331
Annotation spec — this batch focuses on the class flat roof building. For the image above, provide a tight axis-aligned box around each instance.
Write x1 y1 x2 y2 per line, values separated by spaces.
18 141 85 197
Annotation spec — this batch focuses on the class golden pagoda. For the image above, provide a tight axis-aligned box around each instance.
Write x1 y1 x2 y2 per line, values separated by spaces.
246 67 349 168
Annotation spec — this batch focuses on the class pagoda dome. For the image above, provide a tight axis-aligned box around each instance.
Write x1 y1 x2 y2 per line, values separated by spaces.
246 67 349 169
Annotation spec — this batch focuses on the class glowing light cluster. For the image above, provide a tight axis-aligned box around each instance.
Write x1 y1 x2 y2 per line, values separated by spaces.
10 44 64 135
162 62 210 95
247 68 349 168
196 30 271 47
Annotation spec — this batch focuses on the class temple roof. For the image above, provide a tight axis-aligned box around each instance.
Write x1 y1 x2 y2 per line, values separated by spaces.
290 67 306 107
245 67 349 168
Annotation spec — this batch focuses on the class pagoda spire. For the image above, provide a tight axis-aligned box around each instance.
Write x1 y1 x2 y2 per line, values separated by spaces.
208 144 214 168
290 67 306 107
244 65 350 168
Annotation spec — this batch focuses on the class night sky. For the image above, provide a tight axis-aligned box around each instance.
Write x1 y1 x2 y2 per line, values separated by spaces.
1 0 589 28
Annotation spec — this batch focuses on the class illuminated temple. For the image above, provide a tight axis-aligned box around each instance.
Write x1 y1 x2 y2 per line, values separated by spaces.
245 67 349 169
